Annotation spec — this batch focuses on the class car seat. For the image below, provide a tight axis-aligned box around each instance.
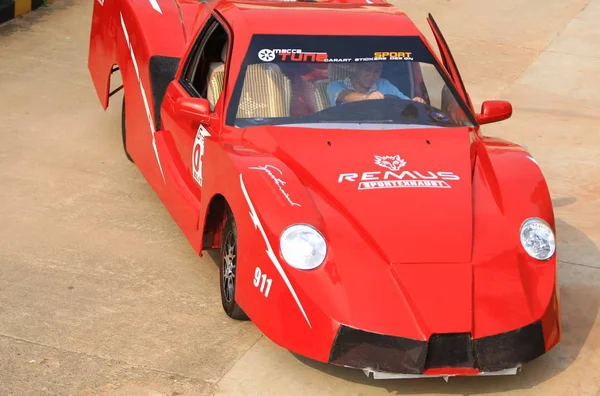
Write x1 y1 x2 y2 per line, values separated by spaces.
207 43 227 111
236 63 292 118
313 64 356 111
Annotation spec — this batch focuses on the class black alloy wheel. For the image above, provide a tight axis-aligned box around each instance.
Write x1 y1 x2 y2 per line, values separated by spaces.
220 211 249 320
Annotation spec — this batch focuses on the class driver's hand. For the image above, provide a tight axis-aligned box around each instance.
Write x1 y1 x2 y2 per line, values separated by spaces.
412 96 426 104
365 91 384 100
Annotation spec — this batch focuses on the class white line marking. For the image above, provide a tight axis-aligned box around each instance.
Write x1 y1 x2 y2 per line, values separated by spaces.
120 13 165 182
240 173 311 328
149 0 163 13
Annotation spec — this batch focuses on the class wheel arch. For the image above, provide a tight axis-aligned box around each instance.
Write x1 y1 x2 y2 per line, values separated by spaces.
202 193 233 250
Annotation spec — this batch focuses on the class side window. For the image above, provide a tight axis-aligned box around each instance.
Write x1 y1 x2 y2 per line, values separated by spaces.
419 63 445 109
419 62 469 125
181 17 229 110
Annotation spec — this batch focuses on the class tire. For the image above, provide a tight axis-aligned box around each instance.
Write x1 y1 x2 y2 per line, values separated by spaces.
121 96 134 163
219 211 249 320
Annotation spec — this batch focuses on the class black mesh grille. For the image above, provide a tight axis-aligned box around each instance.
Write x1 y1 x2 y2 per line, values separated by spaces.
473 321 546 372
426 333 474 368
329 326 427 374
328 321 546 374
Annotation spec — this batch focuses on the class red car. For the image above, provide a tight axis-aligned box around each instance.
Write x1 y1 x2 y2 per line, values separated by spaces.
88 0 560 380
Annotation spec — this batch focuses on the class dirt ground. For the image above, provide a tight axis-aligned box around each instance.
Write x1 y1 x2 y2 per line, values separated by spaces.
1 0 599 395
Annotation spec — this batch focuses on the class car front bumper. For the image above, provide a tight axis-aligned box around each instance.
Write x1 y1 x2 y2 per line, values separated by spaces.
328 320 547 377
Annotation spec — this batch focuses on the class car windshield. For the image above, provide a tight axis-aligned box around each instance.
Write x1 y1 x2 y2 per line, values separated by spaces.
226 35 475 129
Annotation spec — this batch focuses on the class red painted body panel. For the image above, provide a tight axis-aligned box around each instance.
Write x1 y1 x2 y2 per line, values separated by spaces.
470 137 558 339
424 367 481 376
87 0 560 376
245 127 475 264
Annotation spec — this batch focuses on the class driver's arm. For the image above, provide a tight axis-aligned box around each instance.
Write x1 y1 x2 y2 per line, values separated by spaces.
327 81 383 105
327 81 349 105
337 90 382 102
378 79 410 100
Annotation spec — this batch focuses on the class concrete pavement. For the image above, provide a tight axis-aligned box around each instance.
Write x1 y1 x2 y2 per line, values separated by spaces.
1 0 599 394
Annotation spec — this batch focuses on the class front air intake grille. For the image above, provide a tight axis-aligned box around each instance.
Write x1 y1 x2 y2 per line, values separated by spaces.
425 333 474 368
473 320 546 372
328 321 546 374
329 326 427 374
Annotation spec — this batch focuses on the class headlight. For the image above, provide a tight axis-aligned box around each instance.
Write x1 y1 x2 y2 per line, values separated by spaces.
280 224 327 270
520 218 556 260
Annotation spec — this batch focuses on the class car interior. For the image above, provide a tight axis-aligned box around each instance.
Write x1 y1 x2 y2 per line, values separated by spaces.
229 61 418 119
196 24 425 120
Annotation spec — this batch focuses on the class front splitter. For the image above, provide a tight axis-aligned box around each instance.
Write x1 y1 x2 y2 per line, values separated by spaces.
363 365 521 380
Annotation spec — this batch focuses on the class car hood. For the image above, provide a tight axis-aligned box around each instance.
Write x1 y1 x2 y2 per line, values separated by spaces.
237 126 557 342
242 125 476 264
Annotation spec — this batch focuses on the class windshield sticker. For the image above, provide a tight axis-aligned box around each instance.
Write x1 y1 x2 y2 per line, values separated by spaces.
247 36 436 65
338 154 460 190
249 165 302 207
258 48 352 63
373 51 414 61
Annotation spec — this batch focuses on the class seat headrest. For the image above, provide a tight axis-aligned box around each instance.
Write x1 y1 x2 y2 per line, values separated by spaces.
328 64 356 81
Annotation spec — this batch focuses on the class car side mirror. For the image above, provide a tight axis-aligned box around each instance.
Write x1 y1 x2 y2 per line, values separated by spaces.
174 97 215 124
476 100 512 125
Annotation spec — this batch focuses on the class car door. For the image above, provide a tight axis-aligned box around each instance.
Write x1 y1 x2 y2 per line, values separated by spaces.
426 14 475 114
161 15 230 198
155 15 231 240
426 14 481 172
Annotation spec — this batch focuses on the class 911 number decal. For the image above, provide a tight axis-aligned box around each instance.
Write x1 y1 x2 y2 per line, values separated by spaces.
253 267 272 297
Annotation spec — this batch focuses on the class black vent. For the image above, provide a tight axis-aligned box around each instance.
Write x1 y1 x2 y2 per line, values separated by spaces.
329 326 427 374
328 321 546 374
148 55 181 129
425 333 474 368
473 321 546 372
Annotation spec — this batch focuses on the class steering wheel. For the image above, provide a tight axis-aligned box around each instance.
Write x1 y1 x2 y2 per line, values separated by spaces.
383 94 408 101
382 94 424 119
383 94 453 125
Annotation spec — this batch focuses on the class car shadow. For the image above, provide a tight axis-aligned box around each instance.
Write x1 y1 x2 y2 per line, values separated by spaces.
206 248 221 268
292 198 599 394
552 197 577 208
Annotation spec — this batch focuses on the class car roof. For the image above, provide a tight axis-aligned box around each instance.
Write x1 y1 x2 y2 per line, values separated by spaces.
214 0 424 37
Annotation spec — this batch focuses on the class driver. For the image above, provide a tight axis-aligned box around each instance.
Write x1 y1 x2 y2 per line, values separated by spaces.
327 62 426 106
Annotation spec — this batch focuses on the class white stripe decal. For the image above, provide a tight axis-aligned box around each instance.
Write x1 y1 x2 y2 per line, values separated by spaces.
239 173 311 328
120 13 166 182
527 156 538 165
149 0 163 13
